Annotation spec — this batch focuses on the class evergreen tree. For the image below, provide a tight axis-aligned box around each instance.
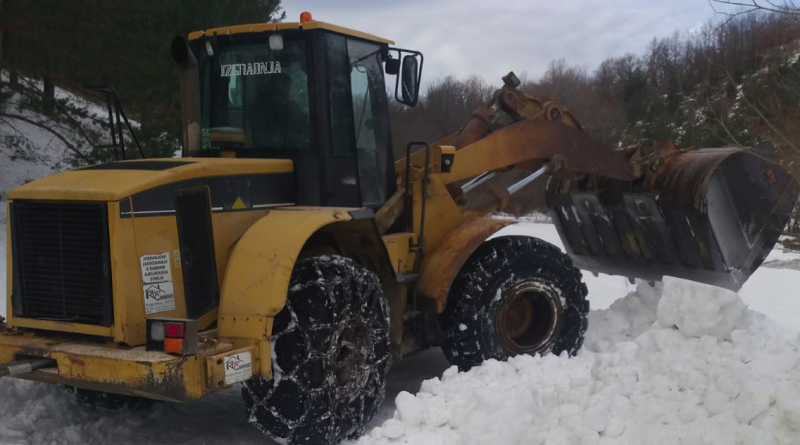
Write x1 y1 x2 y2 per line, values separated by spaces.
1 0 284 162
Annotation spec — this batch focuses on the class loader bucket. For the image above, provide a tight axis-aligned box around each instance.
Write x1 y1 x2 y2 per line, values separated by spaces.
546 142 799 290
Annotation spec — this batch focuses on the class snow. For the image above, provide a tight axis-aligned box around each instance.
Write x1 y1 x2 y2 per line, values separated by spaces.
0 82 138 199
657 276 746 340
354 224 800 445
357 277 800 445
0 220 799 444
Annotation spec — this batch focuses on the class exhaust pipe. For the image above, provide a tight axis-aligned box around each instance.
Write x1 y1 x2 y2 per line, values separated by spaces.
0 357 57 378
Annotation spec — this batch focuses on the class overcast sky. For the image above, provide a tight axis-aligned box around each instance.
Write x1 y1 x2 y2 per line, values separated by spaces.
283 0 722 85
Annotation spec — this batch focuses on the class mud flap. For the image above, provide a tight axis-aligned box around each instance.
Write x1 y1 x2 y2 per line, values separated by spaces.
547 142 799 290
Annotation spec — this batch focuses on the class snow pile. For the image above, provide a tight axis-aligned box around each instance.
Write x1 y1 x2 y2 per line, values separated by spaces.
355 278 800 445
656 276 746 340
0 378 154 444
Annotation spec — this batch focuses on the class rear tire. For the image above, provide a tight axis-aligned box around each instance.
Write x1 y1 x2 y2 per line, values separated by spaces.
440 236 589 371
243 256 391 445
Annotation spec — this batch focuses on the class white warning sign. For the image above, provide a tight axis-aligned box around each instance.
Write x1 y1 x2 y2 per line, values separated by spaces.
140 252 173 284
143 282 176 315
224 352 253 385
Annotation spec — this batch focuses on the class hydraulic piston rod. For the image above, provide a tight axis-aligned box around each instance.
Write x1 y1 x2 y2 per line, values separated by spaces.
507 165 549 195
461 171 496 193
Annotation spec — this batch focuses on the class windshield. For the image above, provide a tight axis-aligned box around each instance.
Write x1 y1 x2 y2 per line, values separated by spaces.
198 36 311 155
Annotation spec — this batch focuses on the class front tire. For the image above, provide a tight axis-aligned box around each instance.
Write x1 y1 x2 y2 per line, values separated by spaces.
243 256 391 445
440 236 589 371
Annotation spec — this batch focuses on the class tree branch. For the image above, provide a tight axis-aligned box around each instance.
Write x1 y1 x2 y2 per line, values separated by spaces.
0 112 91 163
709 0 800 16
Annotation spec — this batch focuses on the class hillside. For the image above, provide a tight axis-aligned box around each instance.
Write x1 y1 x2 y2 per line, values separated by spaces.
0 81 115 198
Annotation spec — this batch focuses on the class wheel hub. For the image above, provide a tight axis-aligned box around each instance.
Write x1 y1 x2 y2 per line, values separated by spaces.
332 320 370 390
495 281 563 355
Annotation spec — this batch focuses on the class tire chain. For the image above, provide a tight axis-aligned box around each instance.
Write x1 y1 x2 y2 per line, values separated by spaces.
440 236 589 370
243 256 391 445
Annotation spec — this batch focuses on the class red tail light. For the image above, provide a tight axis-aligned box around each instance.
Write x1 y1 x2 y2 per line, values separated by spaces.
165 322 185 338
146 319 198 355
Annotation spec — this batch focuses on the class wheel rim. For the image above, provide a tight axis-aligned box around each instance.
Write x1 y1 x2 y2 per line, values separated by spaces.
332 319 370 391
495 281 563 355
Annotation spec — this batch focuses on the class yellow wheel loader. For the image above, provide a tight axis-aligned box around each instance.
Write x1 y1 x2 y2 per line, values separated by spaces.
2 12 798 445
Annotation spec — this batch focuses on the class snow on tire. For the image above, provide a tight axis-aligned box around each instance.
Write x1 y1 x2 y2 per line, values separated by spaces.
440 236 589 371
242 255 391 445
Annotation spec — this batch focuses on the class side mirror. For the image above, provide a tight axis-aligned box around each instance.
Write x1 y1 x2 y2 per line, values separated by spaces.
388 48 423 106
399 55 420 106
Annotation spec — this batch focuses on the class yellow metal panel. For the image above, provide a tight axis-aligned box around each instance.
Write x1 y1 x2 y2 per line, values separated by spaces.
0 330 241 401
259 329 272 378
109 200 141 343
218 315 269 340
210 210 271 287
10 318 113 337
229 23 277 35
218 209 356 378
8 158 293 202
132 214 187 319
395 132 458 176
416 218 514 313
411 175 464 254
382 233 416 275
301 21 394 44
187 21 393 44
219 209 353 325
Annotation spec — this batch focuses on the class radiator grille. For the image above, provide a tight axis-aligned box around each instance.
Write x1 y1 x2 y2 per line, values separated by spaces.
11 201 113 326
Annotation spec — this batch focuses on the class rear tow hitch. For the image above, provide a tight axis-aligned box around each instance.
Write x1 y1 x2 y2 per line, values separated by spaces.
0 357 57 378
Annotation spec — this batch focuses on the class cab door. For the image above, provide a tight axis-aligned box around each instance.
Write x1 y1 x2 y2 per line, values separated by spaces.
312 32 361 207
346 38 395 207
312 32 395 208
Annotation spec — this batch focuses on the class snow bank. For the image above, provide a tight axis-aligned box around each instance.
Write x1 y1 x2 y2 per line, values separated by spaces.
0 379 149 444
355 279 800 445
657 276 745 340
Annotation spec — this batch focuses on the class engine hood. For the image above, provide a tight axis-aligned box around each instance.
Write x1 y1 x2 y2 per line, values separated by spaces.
8 158 294 202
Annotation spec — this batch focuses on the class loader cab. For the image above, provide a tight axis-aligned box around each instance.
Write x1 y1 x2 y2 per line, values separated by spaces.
175 18 422 208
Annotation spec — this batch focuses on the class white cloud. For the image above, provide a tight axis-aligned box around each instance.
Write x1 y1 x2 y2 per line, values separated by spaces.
283 0 717 85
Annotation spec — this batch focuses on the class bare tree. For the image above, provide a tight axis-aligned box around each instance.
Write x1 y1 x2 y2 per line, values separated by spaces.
709 0 800 18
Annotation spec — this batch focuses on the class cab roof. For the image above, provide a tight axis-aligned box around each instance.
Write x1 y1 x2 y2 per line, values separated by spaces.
187 21 394 45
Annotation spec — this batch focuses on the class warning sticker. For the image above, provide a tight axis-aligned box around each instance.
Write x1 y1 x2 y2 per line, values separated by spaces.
140 252 172 284
143 282 176 315
224 352 253 385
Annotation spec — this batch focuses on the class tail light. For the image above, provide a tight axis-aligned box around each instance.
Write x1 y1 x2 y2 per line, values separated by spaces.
146 318 199 355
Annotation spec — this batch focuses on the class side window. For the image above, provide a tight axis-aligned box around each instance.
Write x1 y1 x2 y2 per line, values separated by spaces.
346 39 391 207
327 34 355 157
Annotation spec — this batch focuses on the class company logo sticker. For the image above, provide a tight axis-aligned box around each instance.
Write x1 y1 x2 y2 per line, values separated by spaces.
143 282 176 315
224 352 253 385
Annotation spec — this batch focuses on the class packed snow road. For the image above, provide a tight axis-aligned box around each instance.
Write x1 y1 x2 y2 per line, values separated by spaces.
0 219 799 444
